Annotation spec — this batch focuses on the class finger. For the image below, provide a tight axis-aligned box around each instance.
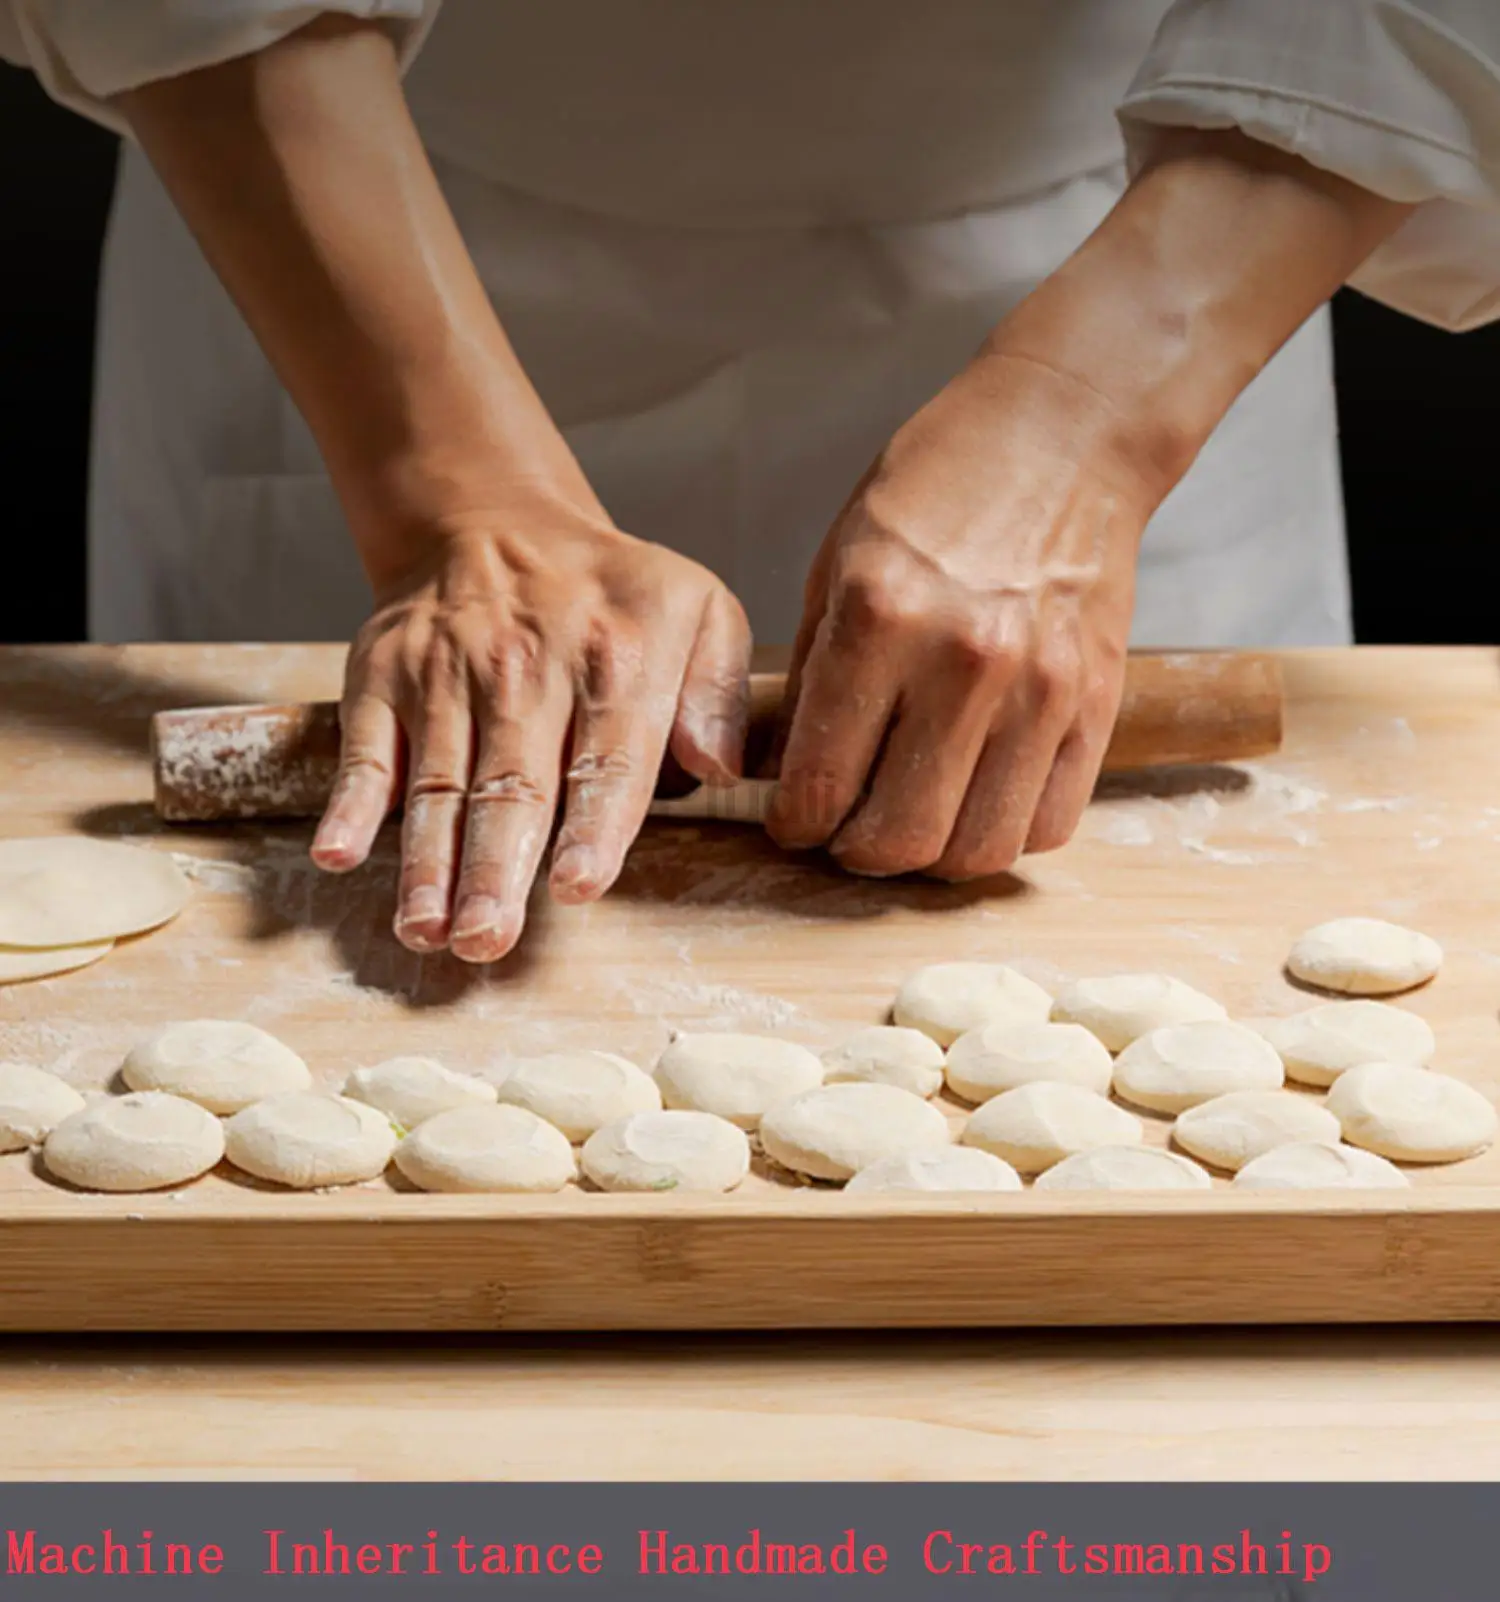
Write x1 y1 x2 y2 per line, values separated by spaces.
930 673 1078 881
393 674 475 954
766 604 901 851
828 678 994 877
1023 671 1121 853
668 588 753 786
550 635 678 908
311 692 402 872
449 651 570 964
766 528 841 775
1022 724 1102 856
1024 653 1127 854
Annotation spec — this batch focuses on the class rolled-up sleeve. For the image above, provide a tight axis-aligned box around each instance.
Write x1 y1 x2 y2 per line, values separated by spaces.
1118 0 1500 331
0 0 440 135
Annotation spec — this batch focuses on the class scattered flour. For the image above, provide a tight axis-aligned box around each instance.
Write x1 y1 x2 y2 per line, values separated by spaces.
1087 762 1334 867
1179 837 1272 868
1350 717 1418 752
1242 764 1328 816
0 1020 117 1087
170 855 261 894
613 976 810 1036
1094 813 1154 847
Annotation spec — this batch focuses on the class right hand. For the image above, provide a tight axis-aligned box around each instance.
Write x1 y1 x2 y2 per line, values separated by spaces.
309 495 751 963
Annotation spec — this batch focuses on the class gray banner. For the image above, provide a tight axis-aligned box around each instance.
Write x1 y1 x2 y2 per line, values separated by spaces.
0 1484 1475 1599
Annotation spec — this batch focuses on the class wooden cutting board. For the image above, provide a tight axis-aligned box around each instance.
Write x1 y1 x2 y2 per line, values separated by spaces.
3 644 1500 1332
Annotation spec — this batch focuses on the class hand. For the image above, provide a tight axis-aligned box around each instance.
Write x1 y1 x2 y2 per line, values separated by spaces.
768 349 1149 880
770 126 1416 883
121 19 753 960
310 497 751 961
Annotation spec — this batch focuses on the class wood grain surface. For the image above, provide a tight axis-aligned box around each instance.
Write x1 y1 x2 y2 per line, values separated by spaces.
3 644 1500 1331
4 1326 1500 1480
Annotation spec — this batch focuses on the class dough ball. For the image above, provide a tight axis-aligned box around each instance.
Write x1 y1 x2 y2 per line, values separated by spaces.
1234 1141 1411 1191
961 1081 1142 1176
0 837 190 948
1034 1146 1212 1192
1112 1020 1284 1114
845 1147 1022 1194
1326 1062 1497 1163
344 1056 496 1131
43 1091 224 1192
1287 917 1442 996
581 1109 749 1193
944 1021 1113 1104
0 939 113 986
653 1032 823 1130
892 962 1052 1047
1172 1090 1340 1173
821 1026 945 1098
1050 973 1227 1052
394 1104 575 1193
1251 1000 1436 1088
123 1019 311 1115
759 1082 951 1182
495 1050 660 1141
0 1061 87 1152
224 1093 396 1188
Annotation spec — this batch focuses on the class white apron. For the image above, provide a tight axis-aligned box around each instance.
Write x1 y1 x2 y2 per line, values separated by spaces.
87 0 1351 648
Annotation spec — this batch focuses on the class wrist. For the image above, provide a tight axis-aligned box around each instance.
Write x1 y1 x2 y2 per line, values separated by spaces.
342 446 611 597
979 127 1412 500
962 328 1200 518
326 371 611 595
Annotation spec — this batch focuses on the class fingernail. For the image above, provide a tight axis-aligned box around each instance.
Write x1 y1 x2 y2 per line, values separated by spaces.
451 895 503 941
407 886 446 919
551 845 600 899
394 886 447 940
451 912 522 965
312 837 359 874
314 822 350 853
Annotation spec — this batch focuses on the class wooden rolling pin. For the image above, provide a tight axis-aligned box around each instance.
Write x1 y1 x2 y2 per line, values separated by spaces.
150 651 1282 824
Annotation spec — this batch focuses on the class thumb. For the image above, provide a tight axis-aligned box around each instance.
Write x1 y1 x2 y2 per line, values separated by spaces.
669 586 753 785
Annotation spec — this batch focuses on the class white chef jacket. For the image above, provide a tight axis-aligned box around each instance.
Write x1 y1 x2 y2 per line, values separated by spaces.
3 0 1498 648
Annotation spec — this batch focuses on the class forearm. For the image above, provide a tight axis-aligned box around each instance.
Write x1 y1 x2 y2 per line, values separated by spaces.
117 16 592 591
983 127 1416 501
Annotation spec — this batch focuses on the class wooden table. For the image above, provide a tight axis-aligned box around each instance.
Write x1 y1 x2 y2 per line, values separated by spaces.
8 645 1500 1330
4 645 1500 1470
3 1327 1500 1479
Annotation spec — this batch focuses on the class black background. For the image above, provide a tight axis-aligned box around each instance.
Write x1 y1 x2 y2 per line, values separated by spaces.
2 62 1496 648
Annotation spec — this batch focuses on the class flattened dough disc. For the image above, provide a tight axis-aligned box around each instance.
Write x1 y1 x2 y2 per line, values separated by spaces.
0 939 113 985
0 838 191 948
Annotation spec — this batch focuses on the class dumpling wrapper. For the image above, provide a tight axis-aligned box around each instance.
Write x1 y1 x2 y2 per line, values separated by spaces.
0 838 191 948
0 939 114 985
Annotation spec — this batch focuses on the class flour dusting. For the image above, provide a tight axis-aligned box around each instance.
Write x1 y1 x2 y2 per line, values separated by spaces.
171 854 261 894
1086 759 1332 865
1094 813 1154 847
1242 764 1328 816
616 976 811 1036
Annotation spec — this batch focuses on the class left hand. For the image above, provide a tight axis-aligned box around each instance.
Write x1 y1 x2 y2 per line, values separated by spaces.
767 346 1154 880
